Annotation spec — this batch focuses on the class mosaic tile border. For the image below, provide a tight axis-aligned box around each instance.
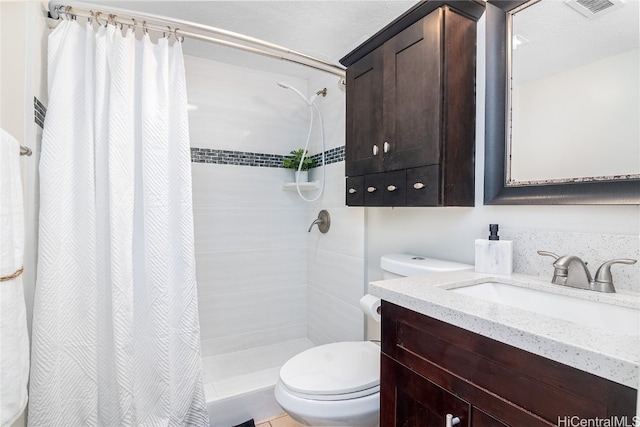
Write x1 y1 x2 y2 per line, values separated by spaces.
34 97 46 129
190 145 344 169
191 148 285 168
310 145 344 167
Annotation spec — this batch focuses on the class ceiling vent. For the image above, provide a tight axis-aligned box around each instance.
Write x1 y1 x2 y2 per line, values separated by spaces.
565 0 624 18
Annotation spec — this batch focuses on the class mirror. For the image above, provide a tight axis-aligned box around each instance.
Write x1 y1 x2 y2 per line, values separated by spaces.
485 0 640 204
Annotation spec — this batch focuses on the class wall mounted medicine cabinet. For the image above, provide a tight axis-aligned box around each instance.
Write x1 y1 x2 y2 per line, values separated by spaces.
340 0 484 207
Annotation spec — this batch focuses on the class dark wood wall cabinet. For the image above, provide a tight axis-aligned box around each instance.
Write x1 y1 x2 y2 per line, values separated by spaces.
340 0 484 207
381 301 637 426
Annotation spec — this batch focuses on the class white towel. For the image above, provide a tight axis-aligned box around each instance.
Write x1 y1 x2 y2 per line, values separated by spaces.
0 129 29 426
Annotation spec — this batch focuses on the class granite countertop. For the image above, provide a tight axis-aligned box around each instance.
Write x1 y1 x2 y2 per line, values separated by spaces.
369 270 640 389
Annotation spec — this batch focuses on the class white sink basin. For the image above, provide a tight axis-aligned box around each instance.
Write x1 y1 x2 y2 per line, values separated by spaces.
450 282 640 336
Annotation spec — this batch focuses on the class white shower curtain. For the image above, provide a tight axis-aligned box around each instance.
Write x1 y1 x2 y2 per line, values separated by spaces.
29 19 208 426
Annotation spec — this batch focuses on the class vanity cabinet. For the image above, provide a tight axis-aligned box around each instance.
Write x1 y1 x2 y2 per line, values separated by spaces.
381 301 637 426
381 354 471 426
340 1 483 207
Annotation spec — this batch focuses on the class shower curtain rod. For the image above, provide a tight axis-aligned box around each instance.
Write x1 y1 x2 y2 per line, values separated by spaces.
48 2 346 78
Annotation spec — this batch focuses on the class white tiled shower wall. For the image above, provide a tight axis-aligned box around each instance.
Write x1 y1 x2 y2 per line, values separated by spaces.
306 73 365 345
186 55 317 357
187 54 367 355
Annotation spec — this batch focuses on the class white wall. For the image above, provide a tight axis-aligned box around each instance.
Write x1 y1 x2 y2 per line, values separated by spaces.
1 1 47 328
185 56 314 357
0 2 49 426
366 15 640 293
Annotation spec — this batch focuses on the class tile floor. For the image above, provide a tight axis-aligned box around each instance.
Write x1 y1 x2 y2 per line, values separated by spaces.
256 413 302 427
201 338 314 401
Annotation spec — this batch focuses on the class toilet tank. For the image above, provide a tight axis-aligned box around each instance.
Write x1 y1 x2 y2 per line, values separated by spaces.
380 253 473 279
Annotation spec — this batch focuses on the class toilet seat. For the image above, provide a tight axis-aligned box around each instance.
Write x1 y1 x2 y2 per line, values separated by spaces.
278 341 380 402
279 383 379 401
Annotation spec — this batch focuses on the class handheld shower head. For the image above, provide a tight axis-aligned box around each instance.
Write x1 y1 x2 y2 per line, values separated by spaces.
276 81 311 105
276 82 327 202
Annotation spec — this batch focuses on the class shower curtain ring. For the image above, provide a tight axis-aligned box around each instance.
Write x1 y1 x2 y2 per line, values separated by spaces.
56 4 68 17
108 14 116 27
60 6 71 20
143 21 148 35
129 18 136 31
175 29 184 43
95 12 105 27
59 5 69 20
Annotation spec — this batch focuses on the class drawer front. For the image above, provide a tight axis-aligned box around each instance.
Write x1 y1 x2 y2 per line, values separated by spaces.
406 165 440 206
364 170 406 206
363 173 385 205
345 176 364 206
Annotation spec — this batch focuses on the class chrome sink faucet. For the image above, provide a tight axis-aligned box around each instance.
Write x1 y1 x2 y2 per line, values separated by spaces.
537 251 637 293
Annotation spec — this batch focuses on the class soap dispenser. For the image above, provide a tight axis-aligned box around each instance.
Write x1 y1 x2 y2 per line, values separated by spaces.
475 224 513 275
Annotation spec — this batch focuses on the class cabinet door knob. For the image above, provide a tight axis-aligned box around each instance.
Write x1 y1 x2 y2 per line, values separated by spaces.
383 141 390 153
413 182 425 190
348 188 357 194
445 414 460 427
372 145 379 156
387 185 397 192
367 186 377 193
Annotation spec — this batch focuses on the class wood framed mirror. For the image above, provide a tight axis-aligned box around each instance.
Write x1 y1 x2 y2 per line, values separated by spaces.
484 0 640 205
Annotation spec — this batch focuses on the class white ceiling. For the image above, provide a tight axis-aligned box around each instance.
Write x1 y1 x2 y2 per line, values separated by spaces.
74 1 420 79
69 0 639 82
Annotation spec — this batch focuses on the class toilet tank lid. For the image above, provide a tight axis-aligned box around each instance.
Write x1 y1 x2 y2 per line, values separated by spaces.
380 253 473 277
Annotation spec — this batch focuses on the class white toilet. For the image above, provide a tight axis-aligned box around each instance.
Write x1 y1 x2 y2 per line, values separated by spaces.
274 253 473 427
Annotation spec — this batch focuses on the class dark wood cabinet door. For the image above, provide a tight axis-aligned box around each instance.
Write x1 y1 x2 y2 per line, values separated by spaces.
381 354 470 427
346 48 384 176
472 409 510 427
344 5 477 207
382 9 442 172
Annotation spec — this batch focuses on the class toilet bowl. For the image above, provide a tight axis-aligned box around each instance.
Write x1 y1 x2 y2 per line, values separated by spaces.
275 254 473 427
274 341 380 426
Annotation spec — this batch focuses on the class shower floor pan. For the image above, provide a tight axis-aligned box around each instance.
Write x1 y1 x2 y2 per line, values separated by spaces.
202 338 314 427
